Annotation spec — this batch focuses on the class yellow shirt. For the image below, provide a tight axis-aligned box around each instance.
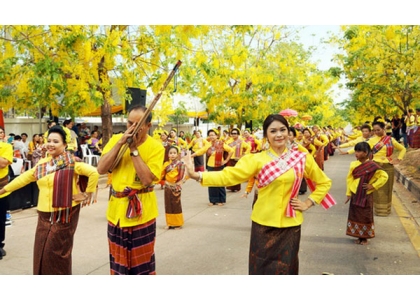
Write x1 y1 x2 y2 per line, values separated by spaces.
367 135 406 163
188 137 210 153
225 138 251 159
244 137 262 152
346 160 388 196
339 136 365 149
169 136 188 149
295 143 309 153
4 157 99 212
345 137 371 155
315 134 329 147
193 140 234 167
202 148 332 228
347 130 362 140
28 141 38 155
406 115 415 127
301 139 316 156
103 134 164 227
0 142 13 179
161 160 184 184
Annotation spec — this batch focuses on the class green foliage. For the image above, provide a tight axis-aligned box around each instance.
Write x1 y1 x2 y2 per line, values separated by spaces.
169 101 189 125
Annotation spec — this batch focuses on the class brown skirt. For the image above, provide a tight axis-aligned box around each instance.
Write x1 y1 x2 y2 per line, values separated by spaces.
164 185 184 227
249 222 301 275
33 204 81 275
346 193 375 239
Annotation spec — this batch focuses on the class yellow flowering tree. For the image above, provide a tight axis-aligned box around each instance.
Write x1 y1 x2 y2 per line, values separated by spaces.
1 25 342 145
332 25 420 122
0 25 208 145
180 25 339 128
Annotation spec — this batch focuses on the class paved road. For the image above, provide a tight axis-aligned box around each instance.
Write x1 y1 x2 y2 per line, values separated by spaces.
1 152 420 276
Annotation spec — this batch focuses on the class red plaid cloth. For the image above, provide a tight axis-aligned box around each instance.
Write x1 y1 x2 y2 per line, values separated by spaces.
257 150 306 217
257 150 305 188
111 186 154 219
372 135 393 162
257 149 336 217
306 179 336 210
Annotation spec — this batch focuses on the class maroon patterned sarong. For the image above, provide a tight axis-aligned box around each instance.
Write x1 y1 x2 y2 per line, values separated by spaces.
346 193 375 239
249 222 301 275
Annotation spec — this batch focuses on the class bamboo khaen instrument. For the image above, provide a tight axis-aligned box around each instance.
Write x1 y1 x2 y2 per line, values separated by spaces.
108 60 182 172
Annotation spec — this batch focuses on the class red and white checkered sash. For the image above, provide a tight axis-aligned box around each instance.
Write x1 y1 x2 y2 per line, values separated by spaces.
306 178 336 210
257 149 336 217
257 150 306 217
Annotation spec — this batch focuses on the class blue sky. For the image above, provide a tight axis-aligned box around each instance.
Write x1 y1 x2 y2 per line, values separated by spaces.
292 25 349 104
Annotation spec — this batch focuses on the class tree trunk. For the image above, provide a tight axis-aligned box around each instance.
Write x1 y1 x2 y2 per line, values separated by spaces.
101 97 112 147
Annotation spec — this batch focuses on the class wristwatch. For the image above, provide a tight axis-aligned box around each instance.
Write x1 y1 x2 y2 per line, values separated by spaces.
130 150 139 157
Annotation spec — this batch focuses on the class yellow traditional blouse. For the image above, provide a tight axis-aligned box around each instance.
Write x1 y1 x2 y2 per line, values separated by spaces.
193 141 234 167
347 130 362 140
314 133 329 147
0 142 13 179
302 138 316 156
367 135 406 164
201 147 332 228
4 157 99 212
225 138 251 159
170 136 188 150
339 136 365 149
161 160 183 184
102 134 164 227
188 137 210 153
27 141 39 156
346 160 388 197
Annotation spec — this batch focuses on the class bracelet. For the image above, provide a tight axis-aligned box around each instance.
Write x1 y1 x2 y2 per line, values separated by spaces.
308 197 316 206
196 171 202 183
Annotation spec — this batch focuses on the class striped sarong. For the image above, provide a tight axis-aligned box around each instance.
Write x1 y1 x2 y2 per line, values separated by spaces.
409 127 420 148
107 219 156 275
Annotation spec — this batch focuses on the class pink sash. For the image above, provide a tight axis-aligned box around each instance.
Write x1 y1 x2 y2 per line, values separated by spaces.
257 150 336 217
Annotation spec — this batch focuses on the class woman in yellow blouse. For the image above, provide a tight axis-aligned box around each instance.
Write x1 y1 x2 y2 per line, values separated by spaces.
185 114 334 274
312 125 330 170
168 128 188 156
191 128 233 206
243 129 262 153
345 142 388 245
224 128 251 192
0 127 13 260
27 133 41 163
367 119 406 217
188 130 209 172
161 145 185 229
0 126 99 274
301 128 317 157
